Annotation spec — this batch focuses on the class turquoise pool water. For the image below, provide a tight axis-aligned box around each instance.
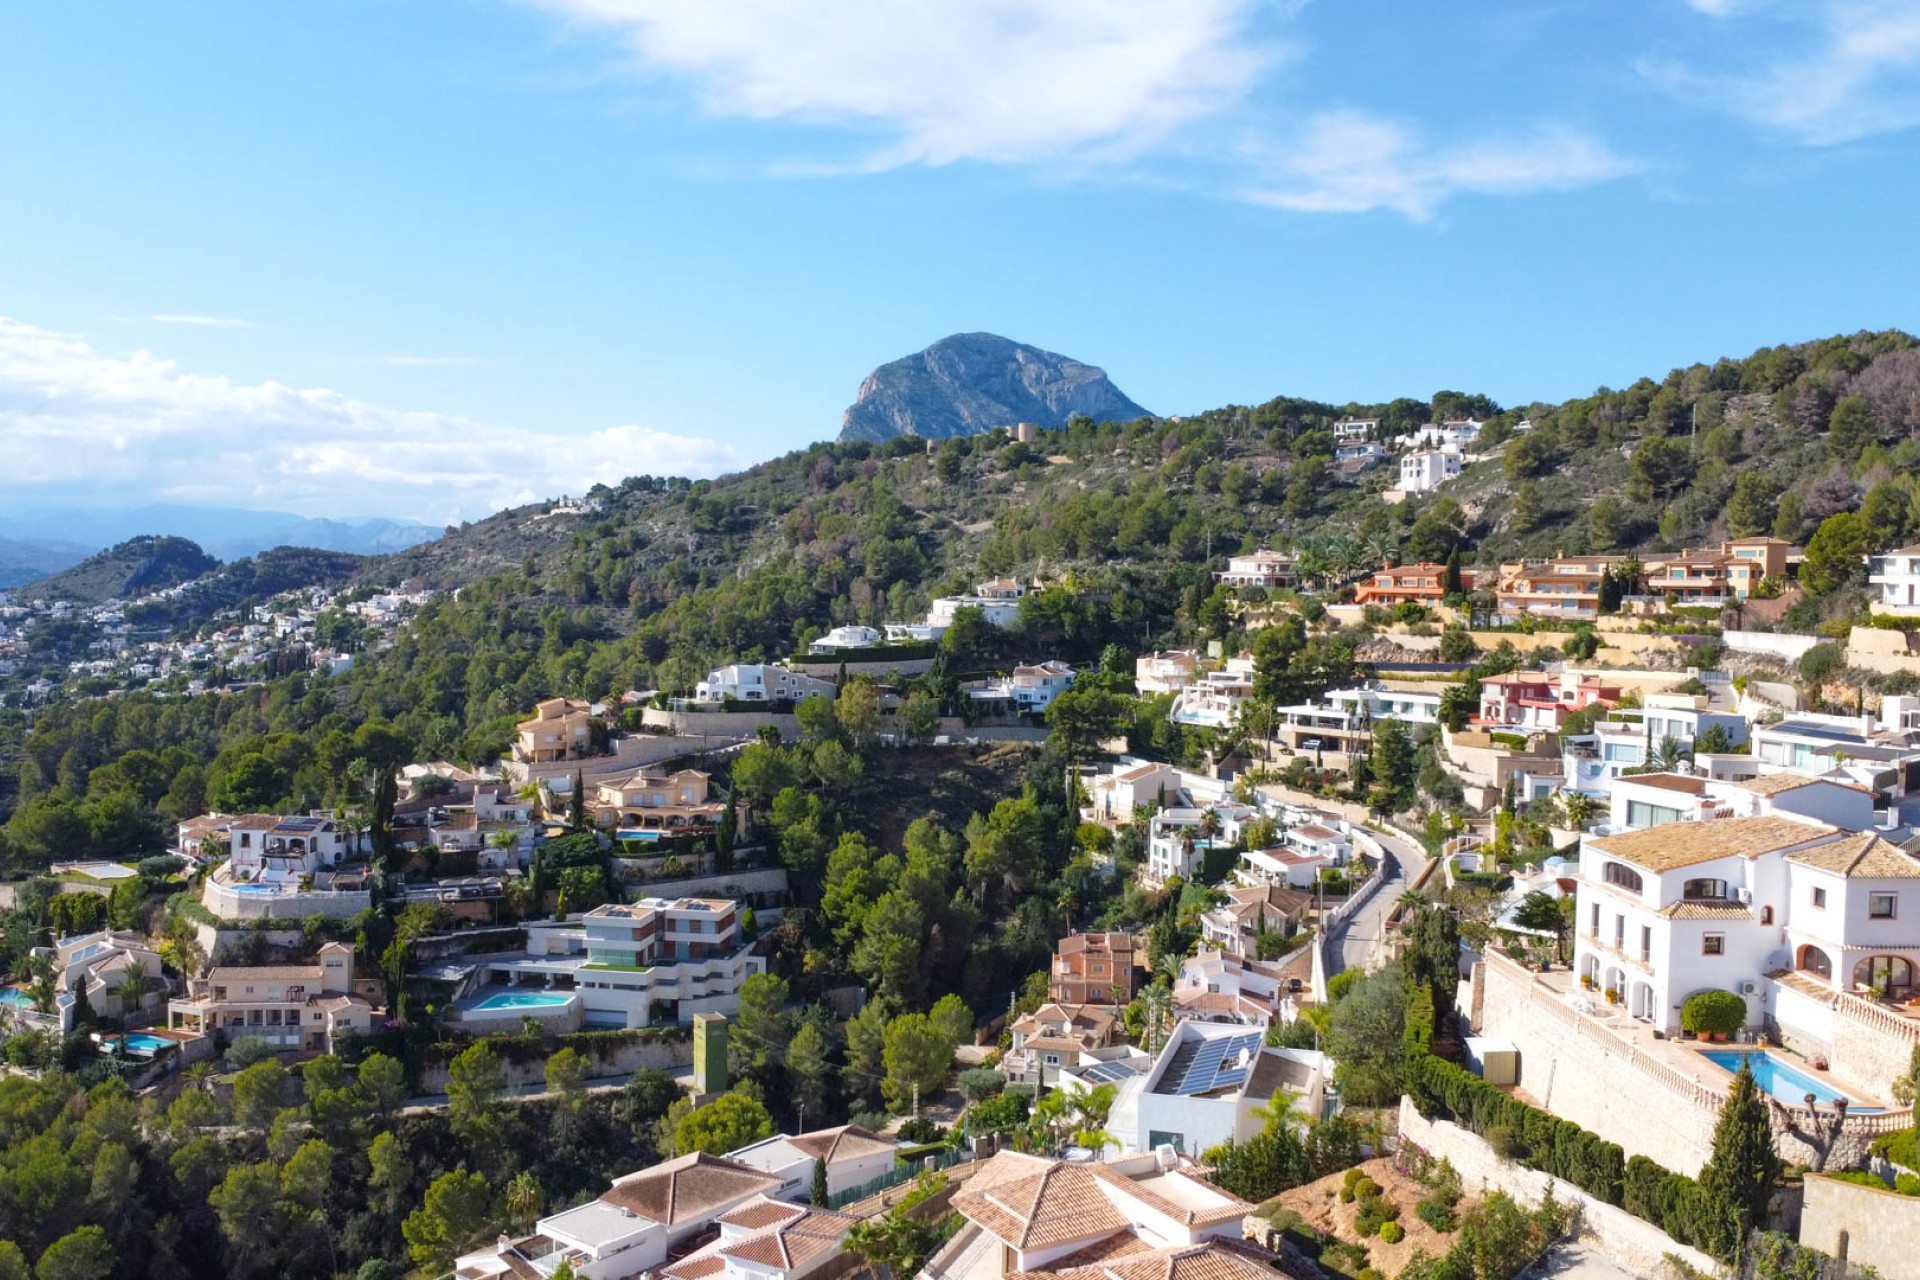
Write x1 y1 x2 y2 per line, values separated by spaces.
0 988 34 1008
102 1033 173 1055
473 990 573 1011
1700 1050 1880 1111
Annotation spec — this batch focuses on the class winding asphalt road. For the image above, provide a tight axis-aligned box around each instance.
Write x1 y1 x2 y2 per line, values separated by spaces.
1324 826 1430 978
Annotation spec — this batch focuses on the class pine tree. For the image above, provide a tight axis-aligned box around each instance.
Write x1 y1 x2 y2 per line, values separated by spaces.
810 1157 830 1207
1698 1060 1782 1263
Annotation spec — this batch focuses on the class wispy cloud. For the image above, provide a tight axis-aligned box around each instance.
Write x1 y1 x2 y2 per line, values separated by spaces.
0 317 737 523
151 313 256 329
528 0 1636 219
532 0 1280 168
1235 110 1641 220
382 355 484 367
1642 0 1920 144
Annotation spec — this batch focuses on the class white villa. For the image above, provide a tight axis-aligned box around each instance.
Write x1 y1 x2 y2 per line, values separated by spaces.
1869 545 1920 618
1214 551 1297 590
928 578 1027 628
724 1124 902 1201
1573 815 1920 1033
1173 949 1300 1026
1146 803 1253 883
1134 650 1209 696
807 624 884 654
1086 1020 1329 1158
965 660 1077 715
694 664 836 706
1604 771 1875 835
1398 448 1463 494
43 930 162 1021
1083 760 1184 825
1168 653 1256 729
457 1153 786 1280
180 812 357 877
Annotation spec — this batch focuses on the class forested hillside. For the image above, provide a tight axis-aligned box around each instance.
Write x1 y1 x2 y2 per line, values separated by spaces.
16 536 217 605
6 329 1920 862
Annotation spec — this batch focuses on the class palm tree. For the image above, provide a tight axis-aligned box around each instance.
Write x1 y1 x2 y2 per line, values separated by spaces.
116 960 148 1017
1649 735 1689 773
1562 792 1600 831
505 1170 544 1229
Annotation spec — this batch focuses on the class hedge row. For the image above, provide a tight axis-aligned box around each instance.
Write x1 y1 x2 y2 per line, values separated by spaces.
1414 1055 1724 1254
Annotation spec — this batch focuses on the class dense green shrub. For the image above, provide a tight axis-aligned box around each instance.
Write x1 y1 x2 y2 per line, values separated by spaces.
1680 990 1747 1037
1872 1128 1918 1169
1379 1222 1405 1245
1416 1193 1459 1233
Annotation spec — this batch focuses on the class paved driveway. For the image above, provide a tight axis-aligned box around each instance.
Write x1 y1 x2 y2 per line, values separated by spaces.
1520 1242 1644 1280
1325 827 1429 977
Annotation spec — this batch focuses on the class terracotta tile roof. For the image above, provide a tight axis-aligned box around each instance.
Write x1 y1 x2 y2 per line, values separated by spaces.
1787 832 1920 879
1172 990 1273 1019
601 1152 783 1226
227 814 279 830
1622 773 1708 795
1016 1241 1284 1280
1657 901 1754 920
1768 969 1839 1004
953 1164 1129 1251
786 1124 897 1164
1736 771 1833 798
660 1254 727 1280
719 1199 805 1230
1088 1165 1251 1229
1590 815 1838 872
715 1206 857 1271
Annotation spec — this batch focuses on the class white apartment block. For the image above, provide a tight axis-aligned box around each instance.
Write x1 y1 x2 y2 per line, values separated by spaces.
1169 653 1256 729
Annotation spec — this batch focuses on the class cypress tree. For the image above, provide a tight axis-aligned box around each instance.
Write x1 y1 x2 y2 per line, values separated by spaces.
1697 1060 1782 1263
568 769 587 831
810 1157 830 1207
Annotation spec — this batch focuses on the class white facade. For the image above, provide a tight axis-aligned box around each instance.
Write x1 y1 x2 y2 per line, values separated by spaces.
1108 1021 1328 1157
694 664 837 705
725 1126 901 1200
1869 546 1920 617
1084 760 1184 824
1010 660 1076 712
1214 551 1297 589
1146 804 1251 883
808 625 883 654
1570 817 1920 1033
1168 654 1256 729
1398 448 1463 493
928 595 1023 628
223 813 356 877
1135 650 1206 696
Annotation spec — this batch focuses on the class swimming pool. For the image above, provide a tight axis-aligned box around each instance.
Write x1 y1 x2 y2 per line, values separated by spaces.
231 883 287 894
472 990 574 1011
0 988 35 1008
1700 1050 1880 1111
101 1033 173 1055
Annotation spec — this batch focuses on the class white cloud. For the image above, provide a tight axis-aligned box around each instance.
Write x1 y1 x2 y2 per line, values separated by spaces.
1642 1 1920 144
1235 110 1641 219
151 314 255 329
530 0 1635 218
0 317 739 523
533 0 1278 168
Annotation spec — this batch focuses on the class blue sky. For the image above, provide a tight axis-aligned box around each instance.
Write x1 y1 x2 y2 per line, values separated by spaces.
3 0 1919 522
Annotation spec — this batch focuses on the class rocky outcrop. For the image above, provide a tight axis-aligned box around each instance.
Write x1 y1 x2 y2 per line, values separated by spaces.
838 332 1150 443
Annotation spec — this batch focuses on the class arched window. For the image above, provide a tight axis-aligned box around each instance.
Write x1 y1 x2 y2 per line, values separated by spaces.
1603 862 1643 893
1798 945 1833 981
1853 955 1915 992
1682 878 1728 900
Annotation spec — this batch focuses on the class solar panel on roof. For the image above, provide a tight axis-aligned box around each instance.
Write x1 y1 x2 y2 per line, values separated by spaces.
1775 722 1862 742
1080 1061 1136 1084
276 816 325 830
1176 1032 1264 1095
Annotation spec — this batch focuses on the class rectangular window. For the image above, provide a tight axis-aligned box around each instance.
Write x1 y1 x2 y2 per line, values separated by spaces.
1640 926 1652 963
1703 934 1725 956
1813 887 1828 909
1614 915 1624 949
1590 903 1600 938
1625 800 1685 828
1871 893 1897 919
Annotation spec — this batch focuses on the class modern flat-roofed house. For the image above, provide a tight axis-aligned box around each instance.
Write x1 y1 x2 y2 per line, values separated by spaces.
1605 770 1876 835
1167 654 1256 729
694 664 836 706
1050 932 1143 1005
1134 650 1208 696
1333 417 1379 441
1748 710 1920 800
167 941 375 1052
516 697 598 763
1870 544 1920 618
1112 1021 1329 1157
928 579 1028 629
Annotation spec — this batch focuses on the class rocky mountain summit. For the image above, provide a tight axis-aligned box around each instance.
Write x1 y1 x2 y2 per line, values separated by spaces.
838 332 1151 443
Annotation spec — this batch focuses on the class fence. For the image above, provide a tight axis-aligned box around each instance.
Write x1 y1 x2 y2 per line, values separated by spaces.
827 1147 969 1210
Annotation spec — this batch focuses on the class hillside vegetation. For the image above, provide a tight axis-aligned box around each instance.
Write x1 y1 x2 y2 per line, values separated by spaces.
17 535 217 605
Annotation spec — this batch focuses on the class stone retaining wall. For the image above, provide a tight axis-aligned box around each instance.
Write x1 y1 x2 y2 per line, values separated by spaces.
1800 1174 1920 1280
1397 1098 1721 1279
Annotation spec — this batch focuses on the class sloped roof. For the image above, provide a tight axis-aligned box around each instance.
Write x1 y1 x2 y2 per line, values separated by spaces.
1622 773 1708 795
1787 832 1920 879
953 1163 1130 1251
786 1124 897 1165
601 1152 783 1226
1589 816 1838 872
1736 771 1832 798
1018 1240 1315 1280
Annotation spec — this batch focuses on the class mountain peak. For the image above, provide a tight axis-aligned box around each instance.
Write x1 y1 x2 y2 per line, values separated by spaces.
838 332 1151 443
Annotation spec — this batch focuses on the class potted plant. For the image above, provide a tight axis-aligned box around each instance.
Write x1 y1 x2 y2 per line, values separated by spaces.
1580 974 1595 990
1604 987 1619 1005
1681 989 1747 1043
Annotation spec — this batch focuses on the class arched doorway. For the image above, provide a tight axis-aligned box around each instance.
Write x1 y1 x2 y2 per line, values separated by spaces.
1798 944 1833 982
1853 955 1915 996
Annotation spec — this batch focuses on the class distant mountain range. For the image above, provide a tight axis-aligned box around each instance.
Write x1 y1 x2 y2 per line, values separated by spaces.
0 504 437 563
838 332 1151 443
